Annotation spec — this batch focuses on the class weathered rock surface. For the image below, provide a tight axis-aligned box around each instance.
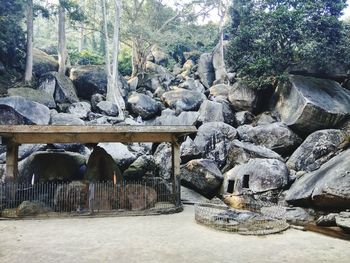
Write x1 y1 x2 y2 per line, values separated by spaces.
223 140 284 171
198 100 224 123
67 102 91 119
0 144 46 164
237 123 302 155
194 122 237 152
50 112 85 125
33 48 58 78
228 81 259 112
178 78 205 93
336 212 350 232
274 75 350 134
127 92 161 119
18 151 87 183
0 96 50 125
38 72 79 104
161 88 206 113
8 88 56 108
154 143 172 180
123 155 158 180
122 184 157 210
16 201 48 217
96 101 119 117
285 149 350 209
222 158 290 194
155 110 199 126
70 65 128 100
54 181 88 211
181 159 223 199
197 53 215 89
98 143 136 170
235 111 254 126
209 84 231 99
180 137 202 164
287 129 348 172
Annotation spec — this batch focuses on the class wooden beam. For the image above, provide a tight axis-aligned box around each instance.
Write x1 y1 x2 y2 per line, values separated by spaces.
172 139 181 206
5 142 19 182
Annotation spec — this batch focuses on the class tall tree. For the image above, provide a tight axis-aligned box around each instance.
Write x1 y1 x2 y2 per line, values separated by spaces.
24 0 34 82
227 0 350 88
101 0 125 119
58 0 67 76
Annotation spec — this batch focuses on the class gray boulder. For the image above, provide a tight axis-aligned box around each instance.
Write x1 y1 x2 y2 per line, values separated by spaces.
0 144 46 164
16 201 48 217
254 111 280 126
194 122 237 152
336 212 350 232
90 93 105 112
235 111 254 126
32 48 58 78
215 98 236 126
98 143 136 170
67 102 91 119
50 112 85 125
0 96 50 125
197 53 215 89
285 149 350 209
155 110 199 126
209 84 231 99
198 100 224 123
161 88 206 113
70 65 128 100
8 88 56 108
123 155 158 180
181 159 223 199
223 140 284 172
237 123 302 155
274 75 350 134
222 158 289 195
96 101 119 117
228 81 259 112
287 129 348 172
127 92 161 120
38 72 79 104
154 143 172 180
180 137 202 164
18 151 87 183
178 78 205 93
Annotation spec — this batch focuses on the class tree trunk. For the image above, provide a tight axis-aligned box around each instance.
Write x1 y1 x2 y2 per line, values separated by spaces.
101 0 125 119
58 3 67 76
24 0 33 83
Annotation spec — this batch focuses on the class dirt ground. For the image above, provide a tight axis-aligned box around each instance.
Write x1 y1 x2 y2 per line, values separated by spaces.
0 205 349 263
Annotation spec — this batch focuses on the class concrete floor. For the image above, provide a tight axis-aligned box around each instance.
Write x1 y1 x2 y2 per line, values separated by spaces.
0 205 349 263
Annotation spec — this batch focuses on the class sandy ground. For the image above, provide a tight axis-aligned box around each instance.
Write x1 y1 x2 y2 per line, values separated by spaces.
0 205 349 263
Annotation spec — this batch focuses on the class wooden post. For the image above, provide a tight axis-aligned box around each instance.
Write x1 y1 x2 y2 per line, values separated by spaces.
171 138 181 206
5 142 19 182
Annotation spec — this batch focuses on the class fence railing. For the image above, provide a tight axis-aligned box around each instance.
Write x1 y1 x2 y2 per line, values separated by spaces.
0 178 181 217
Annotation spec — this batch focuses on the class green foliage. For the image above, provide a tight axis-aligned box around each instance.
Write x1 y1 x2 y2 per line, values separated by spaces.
0 0 25 70
69 49 104 65
118 46 132 76
227 0 350 88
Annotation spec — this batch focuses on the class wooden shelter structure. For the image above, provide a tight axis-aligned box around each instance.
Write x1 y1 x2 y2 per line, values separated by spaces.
0 125 197 206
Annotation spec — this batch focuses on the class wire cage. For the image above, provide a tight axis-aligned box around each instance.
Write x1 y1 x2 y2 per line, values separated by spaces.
0 178 182 218
194 198 290 236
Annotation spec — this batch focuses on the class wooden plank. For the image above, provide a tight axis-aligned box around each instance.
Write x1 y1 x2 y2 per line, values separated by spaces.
171 139 181 206
5 142 18 181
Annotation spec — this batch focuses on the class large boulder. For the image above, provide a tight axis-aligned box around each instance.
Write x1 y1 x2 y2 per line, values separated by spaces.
222 158 290 195
209 84 232 99
16 201 48 217
98 143 136 170
274 75 350 134
161 88 206 113
32 48 58 78
194 122 237 152
96 101 119 117
197 53 215 89
285 149 350 209
178 78 205 93
123 155 158 180
0 144 46 164
180 137 202 164
70 65 128 100
198 100 224 123
155 110 199 126
50 112 85 125
0 96 50 125
7 88 56 108
38 72 79 104
287 129 348 172
181 159 223 199
228 81 259 112
223 140 284 172
127 92 161 120
67 102 91 119
154 143 172 180
212 42 228 83
237 123 302 155
18 151 87 183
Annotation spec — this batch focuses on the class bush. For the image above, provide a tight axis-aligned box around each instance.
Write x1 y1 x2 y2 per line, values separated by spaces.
118 47 132 76
69 49 104 66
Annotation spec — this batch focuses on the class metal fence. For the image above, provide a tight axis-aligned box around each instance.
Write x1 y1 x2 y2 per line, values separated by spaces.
0 178 181 218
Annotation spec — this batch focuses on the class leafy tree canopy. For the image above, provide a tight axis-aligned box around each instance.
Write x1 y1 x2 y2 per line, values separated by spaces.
226 0 350 88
